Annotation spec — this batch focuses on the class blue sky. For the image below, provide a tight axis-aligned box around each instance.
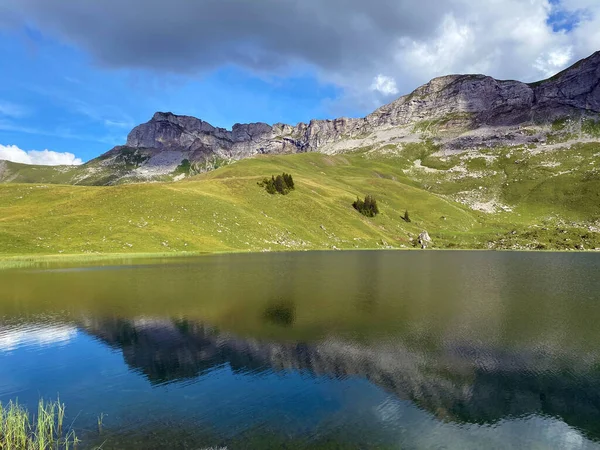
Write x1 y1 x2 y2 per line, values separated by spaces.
0 0 595 164
0 30 344 162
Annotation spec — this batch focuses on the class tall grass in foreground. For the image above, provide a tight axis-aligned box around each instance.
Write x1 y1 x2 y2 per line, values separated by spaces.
0 398 79 449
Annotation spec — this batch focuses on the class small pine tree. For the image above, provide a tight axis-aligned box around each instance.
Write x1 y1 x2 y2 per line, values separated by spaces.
262 176 276 194
283 173 295 190
274 175 287 194
403 210 411 223
364 195 379 216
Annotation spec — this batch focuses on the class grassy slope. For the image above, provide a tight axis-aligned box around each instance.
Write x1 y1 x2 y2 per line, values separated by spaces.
0 151 474 257
409 143 600 219
0 147 598 259
0 154 172 186
0 160 83 184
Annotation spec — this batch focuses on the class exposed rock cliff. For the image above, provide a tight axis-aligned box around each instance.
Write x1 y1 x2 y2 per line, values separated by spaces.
125 112 304 160
113 51 599 170
1 51 598 185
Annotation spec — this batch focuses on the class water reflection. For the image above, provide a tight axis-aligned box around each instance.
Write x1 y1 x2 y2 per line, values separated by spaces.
0 324 77 352
1 251 600 448
76 315 600 440
263 300 296 327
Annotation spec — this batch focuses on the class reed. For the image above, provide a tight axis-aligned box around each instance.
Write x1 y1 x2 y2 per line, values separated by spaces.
97 413 105 435
0 398 79 449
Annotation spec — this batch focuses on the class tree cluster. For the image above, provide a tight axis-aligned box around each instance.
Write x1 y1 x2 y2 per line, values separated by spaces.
353 195 379 217
259 172 295 195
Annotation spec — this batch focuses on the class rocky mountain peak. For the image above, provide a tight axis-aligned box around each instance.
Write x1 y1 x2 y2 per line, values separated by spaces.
126 111 223 150
124 51 599 155
151 111 176 121
367 73 535 128
92 50 600 183
533 50 600 112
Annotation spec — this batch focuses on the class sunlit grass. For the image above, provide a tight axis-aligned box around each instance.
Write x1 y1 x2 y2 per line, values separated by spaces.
0 398 79 449
1 145 599 258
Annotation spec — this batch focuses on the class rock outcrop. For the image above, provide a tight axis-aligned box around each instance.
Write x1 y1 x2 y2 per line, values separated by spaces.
125 112 299 160
117 51 599 165
2 51 599 185
418 231 432 249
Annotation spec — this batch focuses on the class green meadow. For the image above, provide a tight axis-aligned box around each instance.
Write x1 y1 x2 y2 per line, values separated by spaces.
1 143 599 264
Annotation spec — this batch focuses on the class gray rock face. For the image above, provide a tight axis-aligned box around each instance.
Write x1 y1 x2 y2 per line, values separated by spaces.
367 75 535 128
125 111 300 160
101 51 600 179
418 231 432 249
369 52 599 128
534 52 600 113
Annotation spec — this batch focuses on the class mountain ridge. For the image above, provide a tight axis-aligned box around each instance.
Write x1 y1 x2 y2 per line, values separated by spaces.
122 50 600 157
1 50 599 186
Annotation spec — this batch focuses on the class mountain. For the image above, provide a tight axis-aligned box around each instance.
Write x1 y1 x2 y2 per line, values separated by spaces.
1 51 598 186
0 52 599 256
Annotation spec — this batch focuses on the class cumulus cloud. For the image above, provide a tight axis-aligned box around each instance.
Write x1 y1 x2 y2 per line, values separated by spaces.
0 144 83 165
1 0 599 110
370 75 399 96
534 47 575 77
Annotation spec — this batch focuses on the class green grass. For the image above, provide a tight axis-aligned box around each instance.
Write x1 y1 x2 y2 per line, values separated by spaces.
0 145 599 260
0 151 478 256
551 117 569 131
0 398 79 449
412 112 474 135
582 118 600 138
0 161 82 184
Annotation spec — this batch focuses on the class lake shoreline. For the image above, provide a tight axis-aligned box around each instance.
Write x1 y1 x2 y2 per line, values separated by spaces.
1 246 598 270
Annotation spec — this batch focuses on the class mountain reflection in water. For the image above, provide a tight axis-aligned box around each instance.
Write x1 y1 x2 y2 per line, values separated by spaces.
1 251 600 449
79 315 600 440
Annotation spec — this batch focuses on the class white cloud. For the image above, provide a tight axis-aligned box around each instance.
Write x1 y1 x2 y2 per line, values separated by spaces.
396 1 563 85
322 0 600 110
370 74 399 96
534 47 575 77
401 14 477 78
0 144 83 165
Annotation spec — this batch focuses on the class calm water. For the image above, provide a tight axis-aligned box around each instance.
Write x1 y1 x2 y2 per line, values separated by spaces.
1 251 600 449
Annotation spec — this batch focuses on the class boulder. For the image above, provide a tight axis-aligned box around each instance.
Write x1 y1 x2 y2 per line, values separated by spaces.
418 231 432 249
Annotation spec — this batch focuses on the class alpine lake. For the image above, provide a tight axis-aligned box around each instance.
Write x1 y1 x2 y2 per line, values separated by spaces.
1 250 599 449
